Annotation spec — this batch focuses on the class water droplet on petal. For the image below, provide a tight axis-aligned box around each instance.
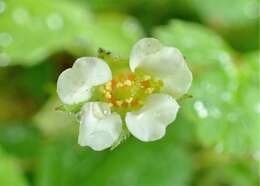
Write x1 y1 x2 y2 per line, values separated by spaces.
0 53 11 67
12 8 30 25
0 32 13 47
0 0 6 14
46 13 64 31
193 100 208 118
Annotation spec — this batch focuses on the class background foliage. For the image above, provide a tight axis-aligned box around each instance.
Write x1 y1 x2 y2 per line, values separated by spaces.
0 0 259 186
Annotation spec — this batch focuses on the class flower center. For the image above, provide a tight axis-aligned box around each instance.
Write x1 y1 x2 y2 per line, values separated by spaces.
98 72 163 113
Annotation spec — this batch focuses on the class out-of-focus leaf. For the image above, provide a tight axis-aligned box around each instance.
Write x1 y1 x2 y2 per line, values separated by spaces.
0 147 29 186
223 51 260 155
207 51 260 156
0 62 54 121
17 62 54 100
194 155 259 186
0 0 93 66
81 14 144 58
87 139 194 186
85 0 197 30
153 19 235 66
191 0 259 51
35 119 194 186
34 96 77 136
35 137 108 186
0 0 144 66
0 123 42 158
153 20 257 157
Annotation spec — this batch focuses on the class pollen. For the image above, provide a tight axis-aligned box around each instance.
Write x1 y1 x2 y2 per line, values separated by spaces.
116 100 123 107
125 97 133 104
105 82 112 91
116 82 124 88
99 72 163 112
145 87 154 94
124 80 132 86
105 92 112 99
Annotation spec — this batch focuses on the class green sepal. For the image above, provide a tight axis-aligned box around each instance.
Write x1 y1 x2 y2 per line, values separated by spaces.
97 48 129 75
55 103 84 114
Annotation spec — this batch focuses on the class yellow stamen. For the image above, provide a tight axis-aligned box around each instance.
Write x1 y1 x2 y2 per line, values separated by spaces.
116 100 123 107
124 80 132 86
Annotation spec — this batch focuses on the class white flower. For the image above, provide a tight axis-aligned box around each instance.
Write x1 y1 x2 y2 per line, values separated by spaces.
57 38 192 150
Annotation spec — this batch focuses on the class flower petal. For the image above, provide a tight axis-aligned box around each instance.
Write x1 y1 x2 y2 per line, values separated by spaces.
130 38 192 98
57 57 112 104
125 93 179 142
78 102 122 151
129 38 162 72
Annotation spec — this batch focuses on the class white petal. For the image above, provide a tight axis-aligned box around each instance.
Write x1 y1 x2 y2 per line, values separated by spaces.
125 93 179 142
130 38 192 98
129 38 162 72
78 102 122 151
57 57 112 104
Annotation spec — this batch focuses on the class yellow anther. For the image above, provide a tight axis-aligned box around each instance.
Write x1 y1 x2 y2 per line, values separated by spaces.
116 100 123 107
105 92 112 99
145 87 154 94
124 80 132 86
125 97 133 104
105 82 112 90
116 82 124 88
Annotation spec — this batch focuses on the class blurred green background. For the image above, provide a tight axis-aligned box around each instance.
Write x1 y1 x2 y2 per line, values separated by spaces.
0 0 259 186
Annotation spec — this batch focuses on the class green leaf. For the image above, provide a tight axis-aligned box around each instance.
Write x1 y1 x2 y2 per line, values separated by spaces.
0 0 144 66
35 120 194 186
191 0 259 51
34 137 108 186
153 19 235 66
81 14 144 58
0 147 29 186
195 159 259 186
204 51 260 156
0 123 42 158
222 51 260 155
87 134 194 186
86 0 197 30
34 96 77 136
0 0 93 66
